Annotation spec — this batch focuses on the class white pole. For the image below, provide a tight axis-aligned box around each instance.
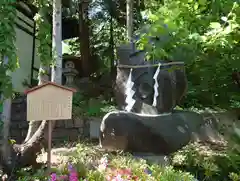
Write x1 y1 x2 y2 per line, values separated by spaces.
52 0 63 84
48 0 62 173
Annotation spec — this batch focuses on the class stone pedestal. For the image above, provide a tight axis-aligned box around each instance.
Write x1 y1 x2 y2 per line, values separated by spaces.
89 117 101 139
99 110 206 155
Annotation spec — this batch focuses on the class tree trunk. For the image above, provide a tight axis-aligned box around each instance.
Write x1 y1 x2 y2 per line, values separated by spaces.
79 0 91 76
232 71 240 88
109 15 115 75
1 120 48 179
1 98 11 160
1 56 12 170
126 0 133 42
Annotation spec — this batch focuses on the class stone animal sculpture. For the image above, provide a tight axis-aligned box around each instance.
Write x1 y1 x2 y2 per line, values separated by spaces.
100 110 205 154
100 41 203 155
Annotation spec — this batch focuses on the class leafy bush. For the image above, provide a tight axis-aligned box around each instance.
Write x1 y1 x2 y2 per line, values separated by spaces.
72 92 116 117
137 0 240 108
171 127 240 181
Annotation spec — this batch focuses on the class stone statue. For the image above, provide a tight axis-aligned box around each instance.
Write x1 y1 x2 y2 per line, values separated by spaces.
114 43 187 114
99 41 207 155
63 60 78 88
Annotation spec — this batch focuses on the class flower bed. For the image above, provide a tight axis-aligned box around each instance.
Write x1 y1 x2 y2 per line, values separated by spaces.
17 143 197 181
22 146 200 181
15 138 240 181
48 157 196 181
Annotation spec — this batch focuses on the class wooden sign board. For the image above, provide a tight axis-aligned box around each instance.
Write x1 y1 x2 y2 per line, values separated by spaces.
25 82 76 121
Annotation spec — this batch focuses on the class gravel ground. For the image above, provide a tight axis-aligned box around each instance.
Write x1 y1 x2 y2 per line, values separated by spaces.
37 146 78 166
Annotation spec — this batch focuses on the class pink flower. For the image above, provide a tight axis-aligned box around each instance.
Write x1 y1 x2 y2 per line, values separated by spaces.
58 175 68 181
67 164 79 181
50 173 57 181
69 170 78 181
118 168 132 175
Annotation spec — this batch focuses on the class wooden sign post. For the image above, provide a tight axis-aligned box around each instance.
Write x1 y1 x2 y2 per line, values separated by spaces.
25 81 76 172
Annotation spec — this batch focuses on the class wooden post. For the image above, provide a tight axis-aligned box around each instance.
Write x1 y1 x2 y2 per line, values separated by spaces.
47 120 52 173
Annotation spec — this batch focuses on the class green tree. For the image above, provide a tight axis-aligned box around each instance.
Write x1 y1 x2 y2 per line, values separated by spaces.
137 0 240 109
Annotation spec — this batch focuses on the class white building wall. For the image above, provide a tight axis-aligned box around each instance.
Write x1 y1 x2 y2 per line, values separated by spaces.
12 15 33 92
11 10 47 93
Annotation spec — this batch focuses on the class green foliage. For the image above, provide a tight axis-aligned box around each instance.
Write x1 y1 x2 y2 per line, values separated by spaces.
17 168 48 181
137 0 240 108
0 0 18 98
0 0 51 98
73 92 116 117
33 1 52 69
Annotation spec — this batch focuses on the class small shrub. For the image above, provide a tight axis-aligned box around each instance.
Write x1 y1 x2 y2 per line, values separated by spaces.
72 92 116 117
171 127 240 181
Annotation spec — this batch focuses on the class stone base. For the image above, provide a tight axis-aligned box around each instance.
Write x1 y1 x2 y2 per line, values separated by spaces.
89 118 101 139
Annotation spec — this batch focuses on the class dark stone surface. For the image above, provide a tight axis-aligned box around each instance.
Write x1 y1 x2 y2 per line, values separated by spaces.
99 110 204 155
115 43 187 113
111 40 189 154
